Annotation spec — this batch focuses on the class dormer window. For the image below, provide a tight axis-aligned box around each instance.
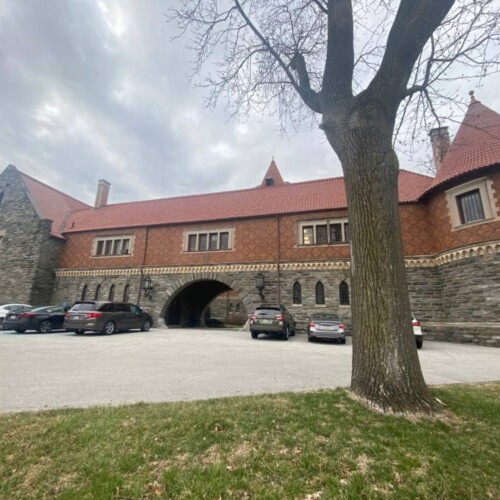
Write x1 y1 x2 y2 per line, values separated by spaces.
446 177 498 229
265 177 274 186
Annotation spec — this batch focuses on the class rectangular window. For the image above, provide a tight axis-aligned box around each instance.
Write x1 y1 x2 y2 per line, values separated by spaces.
188 234 197 252
330 224 342 243
457 189 485 224
302 226 314 245
198 233 208 251
316 225 328 245
93 236 134 257
219 232 229 250
299 219 349 246
185 229 232 252
209 233 218 250
104 240 112 256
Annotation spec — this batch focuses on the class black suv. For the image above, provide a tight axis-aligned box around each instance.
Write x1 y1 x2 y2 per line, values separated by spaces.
64 301 153 335
249 305 296 340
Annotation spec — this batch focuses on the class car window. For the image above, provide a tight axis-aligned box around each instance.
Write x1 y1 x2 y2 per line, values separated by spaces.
115 303 130 312
71 302 98 312
130 304 141 314
255 307 280 315
32 306 53 313
312 313 340 322
98 303 115 313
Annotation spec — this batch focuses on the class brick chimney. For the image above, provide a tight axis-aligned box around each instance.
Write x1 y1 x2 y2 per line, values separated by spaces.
429 127 450 173
94 179 110 208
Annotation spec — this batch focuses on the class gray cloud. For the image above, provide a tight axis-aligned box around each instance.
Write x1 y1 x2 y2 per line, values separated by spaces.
0 1 498 206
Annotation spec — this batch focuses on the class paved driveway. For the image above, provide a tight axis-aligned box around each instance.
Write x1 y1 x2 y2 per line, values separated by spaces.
1 328 500 413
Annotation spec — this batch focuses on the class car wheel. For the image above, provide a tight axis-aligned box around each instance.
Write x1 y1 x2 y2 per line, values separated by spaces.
141 320 152 332
290 325 296 336
416 338 423 349
102 321 116 335
308 335 314 342
340 338 346 345
74 329 85 335
16 328 26 333
282 326 290 341
38 320 52 333
251 330 259 339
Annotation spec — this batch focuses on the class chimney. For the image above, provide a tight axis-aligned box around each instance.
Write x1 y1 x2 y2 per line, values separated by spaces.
94 179 111 208
429 127 450 173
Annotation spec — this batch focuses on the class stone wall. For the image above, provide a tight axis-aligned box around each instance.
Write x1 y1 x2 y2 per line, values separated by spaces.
0 166 62 305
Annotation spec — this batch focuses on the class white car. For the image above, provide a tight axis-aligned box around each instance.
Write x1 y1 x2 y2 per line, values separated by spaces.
0 304 32 326
412 315 423 349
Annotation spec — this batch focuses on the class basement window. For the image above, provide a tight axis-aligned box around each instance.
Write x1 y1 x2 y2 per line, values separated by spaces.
93 236 133 257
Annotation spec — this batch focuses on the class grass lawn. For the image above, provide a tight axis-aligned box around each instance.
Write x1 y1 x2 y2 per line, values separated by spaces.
1 383 499 499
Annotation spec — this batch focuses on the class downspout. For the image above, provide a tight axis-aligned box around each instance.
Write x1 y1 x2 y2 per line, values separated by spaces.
276 214 281 304
137 226 150 304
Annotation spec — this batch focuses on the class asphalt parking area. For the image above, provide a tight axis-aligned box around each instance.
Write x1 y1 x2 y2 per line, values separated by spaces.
1 328 500 413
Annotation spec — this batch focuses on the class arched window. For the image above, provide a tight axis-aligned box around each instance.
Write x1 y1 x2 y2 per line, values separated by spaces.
81 284 88 301
123 284 130 302
94 284 101 300
293 281 301 304
339 281 350 305
108 284 115 301
235 302 240 312
315 281 325 305
229 303 233 312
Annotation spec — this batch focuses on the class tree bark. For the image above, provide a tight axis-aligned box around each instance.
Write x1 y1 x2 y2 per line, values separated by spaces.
323 101 436 414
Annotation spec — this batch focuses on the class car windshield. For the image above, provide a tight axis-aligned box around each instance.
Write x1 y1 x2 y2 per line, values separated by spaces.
312 313 340 322
70 302 98 312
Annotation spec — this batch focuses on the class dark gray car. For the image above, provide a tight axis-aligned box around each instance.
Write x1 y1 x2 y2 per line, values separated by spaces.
64 301 153 335
249 305 296 340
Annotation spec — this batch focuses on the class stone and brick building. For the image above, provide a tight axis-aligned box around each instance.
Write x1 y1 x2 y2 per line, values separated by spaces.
1 96 499 345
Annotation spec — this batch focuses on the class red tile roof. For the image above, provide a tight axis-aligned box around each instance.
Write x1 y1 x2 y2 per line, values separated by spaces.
19 170 90 238
426 98 500 193
63 169 433 233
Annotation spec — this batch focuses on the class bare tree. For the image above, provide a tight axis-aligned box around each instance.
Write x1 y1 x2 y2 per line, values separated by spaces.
169 0 500 415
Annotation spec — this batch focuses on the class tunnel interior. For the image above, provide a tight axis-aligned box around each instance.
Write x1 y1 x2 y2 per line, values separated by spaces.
165 280 247 328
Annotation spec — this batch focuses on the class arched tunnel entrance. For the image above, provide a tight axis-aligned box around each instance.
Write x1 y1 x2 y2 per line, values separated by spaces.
165 280 248 328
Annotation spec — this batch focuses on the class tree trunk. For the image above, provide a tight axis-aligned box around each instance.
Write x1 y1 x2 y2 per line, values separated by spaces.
324 104 436 415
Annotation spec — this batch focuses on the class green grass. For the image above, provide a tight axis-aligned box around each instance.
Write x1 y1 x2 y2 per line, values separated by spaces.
1 383 499 499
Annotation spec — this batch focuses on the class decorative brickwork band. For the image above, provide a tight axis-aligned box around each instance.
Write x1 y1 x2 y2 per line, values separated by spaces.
55 240 500 278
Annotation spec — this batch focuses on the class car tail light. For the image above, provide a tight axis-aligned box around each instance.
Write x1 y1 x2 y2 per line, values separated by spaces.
412 320 421 327
21 312 35 318
84 312 102 319
65 312 71 318
339 323 345 332
308 322 316 328
275 314 284 321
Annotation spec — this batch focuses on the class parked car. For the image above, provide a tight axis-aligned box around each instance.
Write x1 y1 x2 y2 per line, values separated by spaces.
2 305 68 333
413 315 424 349
0 304 32 326
64 301 153 335
307 312 346 343
249 305 296 340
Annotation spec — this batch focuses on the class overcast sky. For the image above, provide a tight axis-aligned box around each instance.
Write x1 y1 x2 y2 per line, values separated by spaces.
1 1 499 206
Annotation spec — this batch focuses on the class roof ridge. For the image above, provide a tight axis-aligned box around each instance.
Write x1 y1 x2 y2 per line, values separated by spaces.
79 175 348 211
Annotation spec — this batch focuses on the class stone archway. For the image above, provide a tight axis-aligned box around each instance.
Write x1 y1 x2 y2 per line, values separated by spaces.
160 274 254 328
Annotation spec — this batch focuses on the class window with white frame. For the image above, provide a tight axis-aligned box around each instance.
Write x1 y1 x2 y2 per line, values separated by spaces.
446 177 498 229
92 236 133 257
185 229 232 252
299 219 349 245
